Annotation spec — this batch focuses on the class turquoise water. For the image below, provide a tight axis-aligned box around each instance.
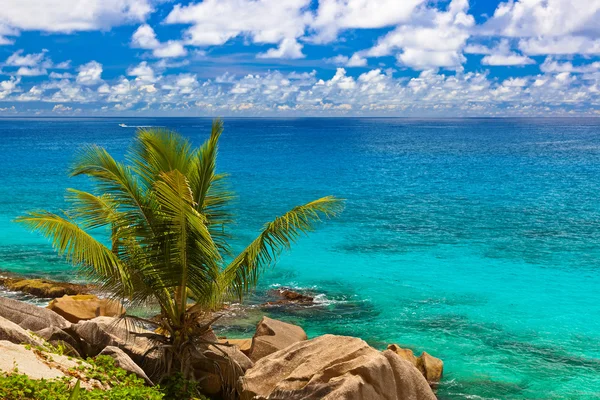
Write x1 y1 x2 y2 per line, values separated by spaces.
1 117 600 398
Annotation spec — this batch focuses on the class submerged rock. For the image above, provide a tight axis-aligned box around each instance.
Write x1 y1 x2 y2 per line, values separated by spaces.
248 316 307 362
0 295 70 331
241 334 436 400
47 294 125 323
387 344 444 384
1 277 93 298
263 288 314 307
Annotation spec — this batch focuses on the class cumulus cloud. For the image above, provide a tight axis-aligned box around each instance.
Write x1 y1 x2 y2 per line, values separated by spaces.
4 60 597 116
467 39 535 66
52 104 73 112
2 49 71 76
356 0 474 70
257 38 304 59
164 0 312 59
131 24 187 58
540 58 600 74
311 0 425 43
76 61 103 86
484 0 600 56
0 0 152 43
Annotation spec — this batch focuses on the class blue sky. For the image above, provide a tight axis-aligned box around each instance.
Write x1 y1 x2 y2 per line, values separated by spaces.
0 0 598 116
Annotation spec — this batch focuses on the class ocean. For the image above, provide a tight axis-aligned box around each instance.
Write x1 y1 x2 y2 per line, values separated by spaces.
1 117 600 399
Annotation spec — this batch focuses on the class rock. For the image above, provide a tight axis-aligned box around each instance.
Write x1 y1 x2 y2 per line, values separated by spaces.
99 346 153 385
248 316 307 361
387 344 419 368
419 351 444 383
0 340 104 390
241 334 436 400
387 345 444 384
35 326 83 357
72 316 162 378
0 340 77 379
264 288 314 307
0 296 70 331
0 316 44 346
193 343 254 396
3 278 92 298
47 294 125 323
219 338 252 355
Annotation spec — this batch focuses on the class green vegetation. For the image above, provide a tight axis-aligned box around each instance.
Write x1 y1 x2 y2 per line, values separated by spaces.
16 119 342 384
0 355 210 400
0 356 165 400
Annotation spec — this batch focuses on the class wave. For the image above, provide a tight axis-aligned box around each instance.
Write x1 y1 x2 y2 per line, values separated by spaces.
118 124 162 128
268 283 349 307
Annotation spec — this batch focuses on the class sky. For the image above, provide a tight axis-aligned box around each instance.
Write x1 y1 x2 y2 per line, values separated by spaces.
0 0 599 117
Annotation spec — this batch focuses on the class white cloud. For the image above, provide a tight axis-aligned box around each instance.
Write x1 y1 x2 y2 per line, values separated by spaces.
482 54 534 66
76 61 103 86
16 67 47 76
52 104 73 112
473 40 535 66
127 61 156 82
131 24 160 49
165 0 312 59
357 0 474 70
346 54 367 67
484 0 600 56
518 36 600 55
49 71 74 79
540 58 600 74
6 50 46 67
152 41 187 58
0 76 20 99
327 54 368 67
484 0 600 38
0 0 152 36
257 38 304 59
2 65 599 116
131 24 187 58
0 105 17 112
311 0 425 43
3 49 71 74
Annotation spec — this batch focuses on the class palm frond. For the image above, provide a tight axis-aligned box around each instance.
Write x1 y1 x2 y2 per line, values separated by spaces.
129 128 194 189
152 170 221 309
70 145 154 231
222 196 344 302
188 119 235 257
15 211 132 294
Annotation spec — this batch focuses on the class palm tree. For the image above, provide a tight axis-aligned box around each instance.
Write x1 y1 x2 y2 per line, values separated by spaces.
16 119 342 385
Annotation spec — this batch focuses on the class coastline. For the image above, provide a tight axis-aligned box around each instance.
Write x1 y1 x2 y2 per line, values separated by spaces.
0 273 443 399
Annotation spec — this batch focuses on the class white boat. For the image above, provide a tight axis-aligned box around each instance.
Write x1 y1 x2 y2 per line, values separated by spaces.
119 123 127 127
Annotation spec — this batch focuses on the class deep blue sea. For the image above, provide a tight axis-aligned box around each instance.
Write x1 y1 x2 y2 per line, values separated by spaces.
1 117 600 399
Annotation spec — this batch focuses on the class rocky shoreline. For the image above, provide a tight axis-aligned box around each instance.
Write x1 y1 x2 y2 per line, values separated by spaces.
0 275 443 399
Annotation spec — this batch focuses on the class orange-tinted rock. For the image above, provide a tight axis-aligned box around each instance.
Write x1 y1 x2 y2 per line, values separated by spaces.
248 316 307 361
418 351 444 383
219 338 252 354
387 344 419 368
241 334 436 400
387 344 444 384
47 294 125 323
